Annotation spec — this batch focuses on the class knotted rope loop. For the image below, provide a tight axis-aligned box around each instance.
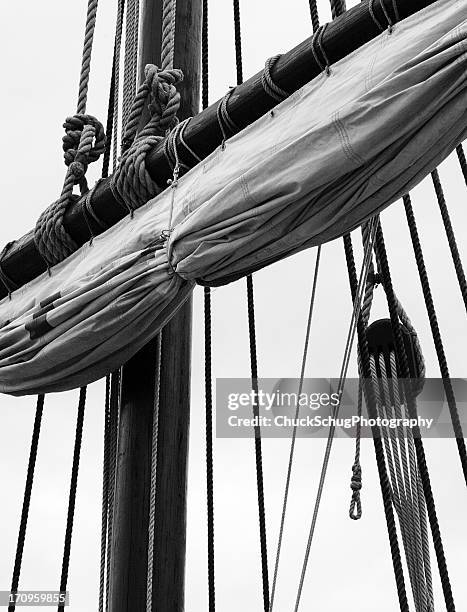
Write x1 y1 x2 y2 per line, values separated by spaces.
122 64 183 151
112 63 184 214
349 462 362 520
261 55 289 103
311 23 331 75
34 115 106 267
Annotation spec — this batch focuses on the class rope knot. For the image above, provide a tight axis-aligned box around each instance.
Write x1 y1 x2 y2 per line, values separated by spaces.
145 64 183 133
62 114 106 175
349 463 363 520
350 463 362 491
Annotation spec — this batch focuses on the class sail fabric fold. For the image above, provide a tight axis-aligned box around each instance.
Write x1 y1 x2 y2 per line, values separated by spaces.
0 0 465 394
168 0 467 284
0 199 193 395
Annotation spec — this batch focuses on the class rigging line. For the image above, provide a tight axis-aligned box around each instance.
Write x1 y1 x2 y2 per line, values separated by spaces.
77 0 100 115
247 273 270 612
105 371 120 611
230 0 269 607
146 335 162 612
374 221 456 612
112 0 125 170
456 144 467 187
403 194 467 485
269 246 322 612
98 381 111 612
344 228 409 612
431 168 467 316
8 395 45 612
58 387 87 612
202 3 215 609
294 218 378 612
308 0 320 34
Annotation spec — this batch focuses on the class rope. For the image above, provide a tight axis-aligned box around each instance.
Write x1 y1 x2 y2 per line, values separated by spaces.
228 1 269 607
112 64 183 212
308 0 320 33
329 0 346 19
34 0 105 267
122 0 140 130
204 287 215 612
146 335 162 612
58 387 87 612
343 228 409 612
105 371 120 610
112 0 125 170
246 274 270 612
8 395 45 612
456 144 467 187
77 0 100 115
202 5 215 608
374 221 456 612
269 246 321 611
98 380 111 612
432 168 467 316
403 194 467 485
261 56 289 103
349 381 363 520
293 219 378 612
161 0 177 71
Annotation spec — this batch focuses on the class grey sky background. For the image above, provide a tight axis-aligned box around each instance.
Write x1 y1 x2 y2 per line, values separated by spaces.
0 0 466 610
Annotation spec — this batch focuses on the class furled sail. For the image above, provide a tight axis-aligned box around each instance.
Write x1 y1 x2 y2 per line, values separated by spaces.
0 0 465 395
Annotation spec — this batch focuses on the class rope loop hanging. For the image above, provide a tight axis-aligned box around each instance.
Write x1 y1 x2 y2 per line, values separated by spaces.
261 55 289 103
310 23 331 76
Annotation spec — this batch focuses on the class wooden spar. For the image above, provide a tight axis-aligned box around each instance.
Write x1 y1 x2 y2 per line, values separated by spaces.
0 0 439 299
108 1 200 611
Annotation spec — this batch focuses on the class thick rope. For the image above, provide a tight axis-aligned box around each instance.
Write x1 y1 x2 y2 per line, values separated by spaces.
161 0 177 71
343 229 409 612
374 221 456 612
58 387 87 611
112 0 125 170
122 0 140 130
112 64 183 213
34 0 104 267
308 0 320 33
8 395 45 612
269 246 321 611
77 0 100 115
403 194 467 485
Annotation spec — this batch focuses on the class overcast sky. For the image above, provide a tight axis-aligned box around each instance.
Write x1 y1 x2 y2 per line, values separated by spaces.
0 0 466 611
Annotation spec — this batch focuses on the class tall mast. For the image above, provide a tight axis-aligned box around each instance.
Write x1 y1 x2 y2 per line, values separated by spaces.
108 1 201 610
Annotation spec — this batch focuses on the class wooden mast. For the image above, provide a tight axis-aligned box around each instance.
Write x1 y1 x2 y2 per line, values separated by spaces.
108 1 201 610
